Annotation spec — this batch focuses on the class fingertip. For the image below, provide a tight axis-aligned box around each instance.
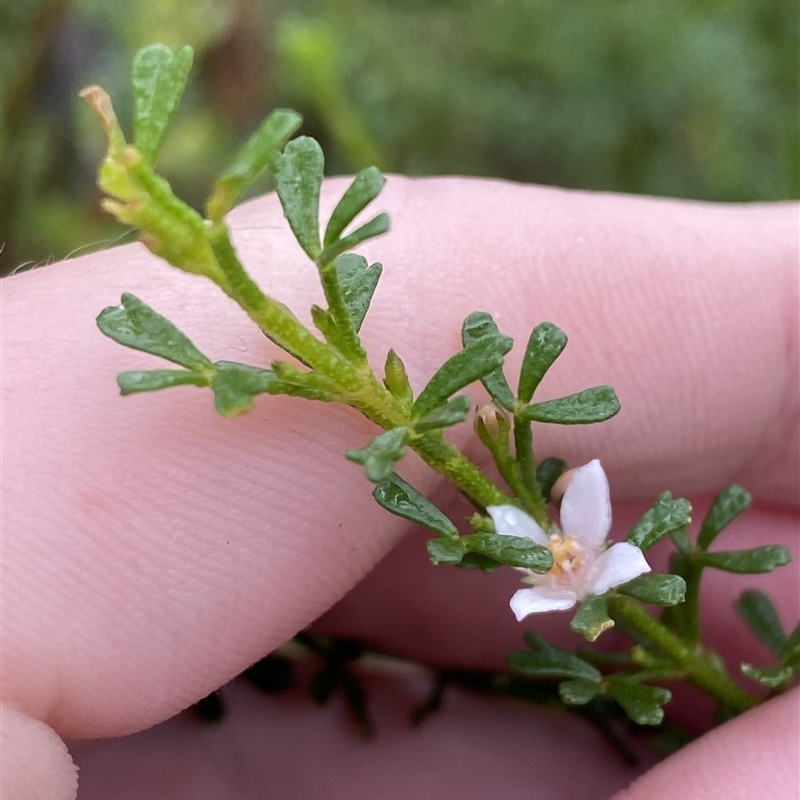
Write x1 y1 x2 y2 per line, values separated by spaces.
612 688 800 800
0 703 79 800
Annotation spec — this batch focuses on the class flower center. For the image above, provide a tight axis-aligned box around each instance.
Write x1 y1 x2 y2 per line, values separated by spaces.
547 534 584 580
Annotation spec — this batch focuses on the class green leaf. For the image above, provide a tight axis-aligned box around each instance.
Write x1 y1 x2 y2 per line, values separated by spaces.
670 526 693 556
426 538 466 565
373 474 459 538
536 457 567 503
462 533 553 571
607 678 671 725
383 349 413 410
780 623 800 670
207 109 303 221
571 595 615 641
211 362 284 417
460 312 516 411
618 574 687 606
310 305 344 350
318 214 390 264
559 678 600 705
347 427 411 482
324 167 386 246
518 322 568 404
626 492 692 551
415 395 472 432
118 369 208 395
334 254 383 332
519 386 620 424
699 546 791 574
132 44 193 166
740 663 793 688
509 632 601 681
734 590 787 656
97 294 213 371
263 361 337 401
456 552 502 571
698 485 752 550
273 136 324 259
414 335 513 419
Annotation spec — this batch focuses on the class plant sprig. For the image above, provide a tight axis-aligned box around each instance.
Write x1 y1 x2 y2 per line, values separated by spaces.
82 44 796 735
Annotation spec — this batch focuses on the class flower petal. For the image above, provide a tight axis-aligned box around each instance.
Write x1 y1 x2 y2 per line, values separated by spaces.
509 586 578 620
560 459 611 548
584 542 651 597
487 505 548 545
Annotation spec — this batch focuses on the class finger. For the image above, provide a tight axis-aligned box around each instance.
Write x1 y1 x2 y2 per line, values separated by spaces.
613 687 799 800
72 678 654 800
2 179 796 745
0 703 78 800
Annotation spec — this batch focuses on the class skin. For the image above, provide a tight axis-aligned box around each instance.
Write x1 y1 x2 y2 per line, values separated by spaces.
1 177 798 799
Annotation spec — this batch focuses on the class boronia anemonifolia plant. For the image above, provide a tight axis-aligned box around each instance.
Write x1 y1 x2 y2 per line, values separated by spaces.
80 44 797 743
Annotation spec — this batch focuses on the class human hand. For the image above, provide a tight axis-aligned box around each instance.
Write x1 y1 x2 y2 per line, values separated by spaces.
2 178 797 799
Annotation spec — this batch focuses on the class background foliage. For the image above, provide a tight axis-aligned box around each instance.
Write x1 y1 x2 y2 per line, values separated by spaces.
1 0 797 274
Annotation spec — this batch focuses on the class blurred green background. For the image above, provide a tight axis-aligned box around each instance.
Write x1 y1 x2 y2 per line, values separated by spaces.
1 0 797 274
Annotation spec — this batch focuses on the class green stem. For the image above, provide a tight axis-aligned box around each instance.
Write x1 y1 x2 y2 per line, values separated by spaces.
682 559 703 644
208 226 512 512
476 415 540 515
411 432 511 510
512 419 549 527
607 594 755 714
208 225 361 390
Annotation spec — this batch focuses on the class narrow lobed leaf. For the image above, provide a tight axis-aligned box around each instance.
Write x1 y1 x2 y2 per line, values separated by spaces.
740 663 793 689
383 349 413 410
373 474 459 538
462 533 553 571
509 632 601 681
273 136 324 259
207 109 303 221
571 595 615 641
324 166 386 246
780 623 800 670
698 484 752 550
426 538 466 565
118 369 208 395
519 385 621 425
456 552 502 572
415 395 472 432
334 254 383 332
132 44 194 166
97 294 213 371
318 214 390 265
607 678 671 725
618 574 687 606
734 589 787 656
626 492 692 551
518 322 568 404
536 457 567 503
559 678 600 705
699 546 791 575
268 360 337 400
413 335 513 419
347 427 411 483
212 362 291 417
460 312 516 411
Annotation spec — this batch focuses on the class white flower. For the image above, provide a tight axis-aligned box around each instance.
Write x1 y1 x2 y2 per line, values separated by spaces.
488 459 650 621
